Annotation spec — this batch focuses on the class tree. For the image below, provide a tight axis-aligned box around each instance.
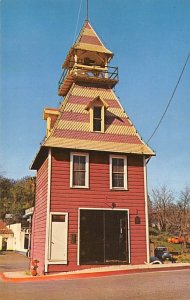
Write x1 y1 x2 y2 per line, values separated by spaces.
0 175 36 223
177 186 190 236
151 185 174 232
149 185 190 238
0 176 15 219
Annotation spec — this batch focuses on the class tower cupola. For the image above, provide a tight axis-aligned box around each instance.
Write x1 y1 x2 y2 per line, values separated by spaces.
58 21 118 96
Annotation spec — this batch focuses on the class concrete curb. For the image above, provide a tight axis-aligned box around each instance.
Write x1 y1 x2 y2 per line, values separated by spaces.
1 265 190 283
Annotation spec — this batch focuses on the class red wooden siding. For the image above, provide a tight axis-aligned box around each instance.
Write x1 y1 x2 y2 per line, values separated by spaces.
31 157 48 274
48 149 147 272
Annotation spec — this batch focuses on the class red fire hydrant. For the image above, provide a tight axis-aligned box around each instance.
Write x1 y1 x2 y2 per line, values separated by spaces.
31 259 39 276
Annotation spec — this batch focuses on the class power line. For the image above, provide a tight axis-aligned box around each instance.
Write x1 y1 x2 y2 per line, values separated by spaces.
146 51 190 144
73 0 83 44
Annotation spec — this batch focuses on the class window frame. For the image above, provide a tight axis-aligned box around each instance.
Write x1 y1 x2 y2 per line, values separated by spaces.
93 106 102 132
70 152 89 188
109 155 128 190
90 105 105 133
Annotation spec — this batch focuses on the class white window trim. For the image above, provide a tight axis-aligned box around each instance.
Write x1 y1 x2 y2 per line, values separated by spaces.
48 212 68 264
109 155 128 190
70 152 89 188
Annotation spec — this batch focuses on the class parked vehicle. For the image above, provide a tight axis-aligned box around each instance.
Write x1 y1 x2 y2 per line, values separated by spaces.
150 256 162 264
154 247 176 263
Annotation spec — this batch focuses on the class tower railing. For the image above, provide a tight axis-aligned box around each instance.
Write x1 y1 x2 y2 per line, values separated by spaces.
58 63 118 90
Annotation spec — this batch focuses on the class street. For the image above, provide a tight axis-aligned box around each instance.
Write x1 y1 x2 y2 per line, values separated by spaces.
0 252 29 272
1 269 190 300
0 252 190 300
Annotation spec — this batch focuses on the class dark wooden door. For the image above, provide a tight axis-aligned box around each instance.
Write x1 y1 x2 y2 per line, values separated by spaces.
80 210 129 264
2 238 7 251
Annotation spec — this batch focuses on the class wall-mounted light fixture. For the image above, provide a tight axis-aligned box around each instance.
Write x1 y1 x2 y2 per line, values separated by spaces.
112 202 116 209
135 216 141 224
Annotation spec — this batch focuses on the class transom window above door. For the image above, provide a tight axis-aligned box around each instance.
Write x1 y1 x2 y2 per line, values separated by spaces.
109 155 127 190
70 152 89 188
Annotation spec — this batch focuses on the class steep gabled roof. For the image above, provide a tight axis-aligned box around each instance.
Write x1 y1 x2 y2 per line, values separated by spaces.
42 83 155 156
74 21 113 54
85 96 109 110
30 20 155 171
63 21 113 67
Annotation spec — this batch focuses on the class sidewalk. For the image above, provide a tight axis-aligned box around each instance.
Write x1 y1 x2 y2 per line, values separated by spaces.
1 262 190 283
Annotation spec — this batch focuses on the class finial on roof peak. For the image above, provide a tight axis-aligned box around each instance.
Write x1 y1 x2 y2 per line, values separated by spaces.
86 0 89 21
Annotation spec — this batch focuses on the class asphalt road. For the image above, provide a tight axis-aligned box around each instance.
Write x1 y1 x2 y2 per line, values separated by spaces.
0 251 29 272
0 269 190 300
0 252 190 300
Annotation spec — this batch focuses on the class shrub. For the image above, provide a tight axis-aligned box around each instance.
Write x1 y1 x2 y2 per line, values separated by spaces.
175 254 190 263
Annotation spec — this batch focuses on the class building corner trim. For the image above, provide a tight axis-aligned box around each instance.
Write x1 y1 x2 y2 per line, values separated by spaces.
44 148 52 273
143 156 150 263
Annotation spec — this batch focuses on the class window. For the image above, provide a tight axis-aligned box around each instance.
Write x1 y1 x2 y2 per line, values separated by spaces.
52 215 65 222
24 234 29 250
85 96 108 133
70 153 89 188
93 106 102 132
110 155 127 190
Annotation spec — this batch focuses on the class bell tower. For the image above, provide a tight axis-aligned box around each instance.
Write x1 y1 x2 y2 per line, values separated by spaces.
58 21 118 96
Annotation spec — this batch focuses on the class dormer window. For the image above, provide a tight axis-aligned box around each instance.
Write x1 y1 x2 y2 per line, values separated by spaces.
85 96 109 134
93 106 102 132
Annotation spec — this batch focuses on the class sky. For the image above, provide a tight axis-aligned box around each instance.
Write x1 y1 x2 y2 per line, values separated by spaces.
1 0 190 194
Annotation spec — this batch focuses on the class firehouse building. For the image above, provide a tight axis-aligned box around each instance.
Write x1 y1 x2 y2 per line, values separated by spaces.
30 20 155 275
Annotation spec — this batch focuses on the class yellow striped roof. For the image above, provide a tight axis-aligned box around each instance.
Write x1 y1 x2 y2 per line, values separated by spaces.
31 21 155 171
63 21 113 67
74 21 112 55
42 83 155 156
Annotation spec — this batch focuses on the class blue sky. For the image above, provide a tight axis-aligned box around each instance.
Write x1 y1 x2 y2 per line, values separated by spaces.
1 0 190 193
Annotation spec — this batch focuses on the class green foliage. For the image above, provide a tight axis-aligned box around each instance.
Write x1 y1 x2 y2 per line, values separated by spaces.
149 230 190 254
149 227 161 236
0 175 35 223
175 254 190 263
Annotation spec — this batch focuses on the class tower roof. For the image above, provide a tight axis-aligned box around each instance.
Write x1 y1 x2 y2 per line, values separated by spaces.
38 83 154 158
63 20 113 68
30 19 155 170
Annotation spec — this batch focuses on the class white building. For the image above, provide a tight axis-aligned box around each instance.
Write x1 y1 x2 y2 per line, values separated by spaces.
9 223 30 254
0 220 14 251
